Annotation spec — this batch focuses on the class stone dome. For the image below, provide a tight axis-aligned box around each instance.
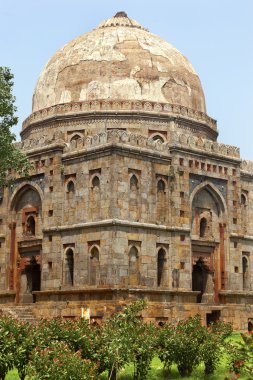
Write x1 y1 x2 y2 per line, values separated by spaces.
32 12 206 114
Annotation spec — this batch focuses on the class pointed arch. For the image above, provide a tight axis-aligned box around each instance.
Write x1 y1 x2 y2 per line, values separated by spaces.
157 179 166 193
241 193 247 206
70 133 83 142
89 245 100 285
66 180 75 193
64 248 74 286
26 215 36 236
242 255 250 290
157 248 166 287
92 175 100 188
130 174 138 190
151 134 165 143
190 181 227 216
156 178 167 223
128 245 140 286
199 217 207 238
9 182 43 211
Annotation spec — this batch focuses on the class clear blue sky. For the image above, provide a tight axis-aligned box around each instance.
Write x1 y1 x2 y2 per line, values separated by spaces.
1 0 253 159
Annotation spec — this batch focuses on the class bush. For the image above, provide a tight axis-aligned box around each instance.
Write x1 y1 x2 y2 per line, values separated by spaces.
158 315 233 377
0 317 33 379
227 332 253 378
0 305 234 379
201 321 233 375
26 341 98 380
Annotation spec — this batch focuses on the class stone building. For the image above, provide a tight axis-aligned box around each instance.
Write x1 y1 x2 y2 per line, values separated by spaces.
0 12 253 328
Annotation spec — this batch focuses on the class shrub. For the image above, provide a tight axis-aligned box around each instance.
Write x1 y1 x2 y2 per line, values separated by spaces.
26 340 98 380
201 321 233 375
227 333 253 378
157 322 175 373
172 315 206 376
131 321 157 380
0 317 32 379
94 300 147 379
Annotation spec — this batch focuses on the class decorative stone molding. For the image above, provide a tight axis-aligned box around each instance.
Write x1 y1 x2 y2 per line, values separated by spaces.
22 100 217 132
64 129 170 154
19 128 240 161
171 131 240 159
17 131 65 151
97 12 149 31
241 160 253 174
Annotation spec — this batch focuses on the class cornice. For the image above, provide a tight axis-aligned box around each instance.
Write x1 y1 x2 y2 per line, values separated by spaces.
43 219 190 233
22 100 217 136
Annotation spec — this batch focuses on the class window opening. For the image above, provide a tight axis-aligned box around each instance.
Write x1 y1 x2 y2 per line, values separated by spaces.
157 248 166 287
200 217 207 238
26 215 36 236
130 174 138 190
65 249 74 286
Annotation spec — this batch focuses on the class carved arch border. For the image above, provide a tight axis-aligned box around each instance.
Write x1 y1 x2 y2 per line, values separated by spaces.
9 182 44 211
189 181 228 217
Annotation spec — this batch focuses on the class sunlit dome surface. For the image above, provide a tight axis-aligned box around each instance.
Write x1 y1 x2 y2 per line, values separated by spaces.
32 12 206 114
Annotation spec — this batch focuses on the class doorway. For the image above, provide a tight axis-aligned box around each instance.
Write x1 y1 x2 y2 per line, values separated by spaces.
192 258 209 303
20 256 41 303
206 310 221 326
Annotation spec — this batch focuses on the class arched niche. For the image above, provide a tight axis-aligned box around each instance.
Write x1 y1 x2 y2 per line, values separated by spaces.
9 183 43 212
64 248 74 286
242 256 250 290
241 193 248 232
130 174 139 191
26 215 36 236
70 134 82 142
151 134 165 143
190 182 227 241
92 175 100 189
66 180 75 193
9 184 43 238
199 217 207 238
128 246 140 286
89 246 100 285
157 179 166 193
241 193 247 206
156 178 167 222
157 248 166 287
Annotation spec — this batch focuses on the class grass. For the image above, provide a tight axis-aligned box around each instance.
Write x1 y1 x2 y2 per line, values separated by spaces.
99 357 231 380
99 333 247 380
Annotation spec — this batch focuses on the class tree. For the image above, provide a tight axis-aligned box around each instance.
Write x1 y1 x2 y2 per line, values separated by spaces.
0 66 30 187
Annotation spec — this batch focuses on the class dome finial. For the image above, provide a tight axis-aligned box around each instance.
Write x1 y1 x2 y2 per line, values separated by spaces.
114 11 128 18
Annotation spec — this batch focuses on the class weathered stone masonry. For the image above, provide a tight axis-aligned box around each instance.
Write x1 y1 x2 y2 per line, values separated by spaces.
0 12 253 329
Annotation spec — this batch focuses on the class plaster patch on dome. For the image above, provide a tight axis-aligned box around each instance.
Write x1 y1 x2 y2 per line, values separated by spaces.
32 15 206 114
60 90 72 103
72 31 127 62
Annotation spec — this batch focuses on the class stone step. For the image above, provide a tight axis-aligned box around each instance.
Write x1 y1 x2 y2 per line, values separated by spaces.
0 306 37 323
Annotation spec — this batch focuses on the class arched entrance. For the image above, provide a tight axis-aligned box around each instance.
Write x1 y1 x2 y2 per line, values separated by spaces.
9 184 43 303
190 182 227 304
21 256 41 303
192 257 213 303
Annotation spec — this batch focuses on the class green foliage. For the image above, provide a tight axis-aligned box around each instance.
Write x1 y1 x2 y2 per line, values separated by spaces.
0 67 31 187
0 304 234 380
227 332 253 378
173 315 206 376
0 316 32 379
4 368 20 380
201 321 233 375
93 300 151 379
158 315 233 377
157 322 175 372
26 341 98 380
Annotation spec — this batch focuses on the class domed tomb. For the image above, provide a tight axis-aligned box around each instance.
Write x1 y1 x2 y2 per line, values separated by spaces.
32 12 206 114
